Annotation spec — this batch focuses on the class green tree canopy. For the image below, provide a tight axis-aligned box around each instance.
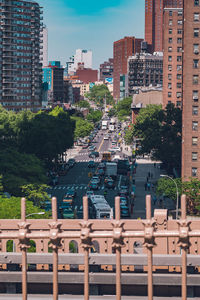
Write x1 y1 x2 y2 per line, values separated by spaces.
76 100 91 109
86 85 114 106
87 110 103 124
156 177 200 215
71 117 94 139
0 195 50 219
21 184 50 207
116 97 132 120
0 149 47 196
133 103 182 172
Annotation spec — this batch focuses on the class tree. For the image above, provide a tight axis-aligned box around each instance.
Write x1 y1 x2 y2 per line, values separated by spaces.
124 125 134 145
21 184 50 207
133 103 182 172
0 149 47 196
18 108 75 162
86 85 114 106
156 177 200 215
0 195 50 219
116 97 132 120
87 110 103 124
71 117 94 139
76 100 91 109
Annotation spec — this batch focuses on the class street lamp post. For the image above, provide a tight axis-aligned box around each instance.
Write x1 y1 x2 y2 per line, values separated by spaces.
26 212 45 218
160 174 179 219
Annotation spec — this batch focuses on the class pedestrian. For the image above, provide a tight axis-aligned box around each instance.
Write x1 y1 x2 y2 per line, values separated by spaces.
144 182 147 191
146 176 149 182
153 195 157 205
147 182 150 191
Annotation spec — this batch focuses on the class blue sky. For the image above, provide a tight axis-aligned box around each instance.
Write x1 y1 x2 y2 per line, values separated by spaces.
38 0 144 69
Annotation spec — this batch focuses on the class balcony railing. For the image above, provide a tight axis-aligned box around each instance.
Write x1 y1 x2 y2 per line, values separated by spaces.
0 195 199 300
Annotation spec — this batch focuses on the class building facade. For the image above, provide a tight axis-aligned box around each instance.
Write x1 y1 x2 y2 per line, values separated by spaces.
162 7 183 108
182 0 200 180
43 61 64 104
74 49 92 72
40 25 48 67
128 52 163 96
145 0 183 52
0 0 43 111
76 65 98 84
99 58 114 82
113 36 143 100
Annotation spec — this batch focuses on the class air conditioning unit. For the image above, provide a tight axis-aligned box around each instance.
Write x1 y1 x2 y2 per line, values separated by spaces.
193 95 199 100
194 49 199 54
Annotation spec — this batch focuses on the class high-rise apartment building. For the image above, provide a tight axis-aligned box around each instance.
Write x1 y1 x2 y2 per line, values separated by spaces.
128 52 163 96
0 0 43 111
43 61 64 104
163 7 183 108
40 25 48 67
99 58 114 82
145 0 183 52
113 36 143 100
182 0 200 180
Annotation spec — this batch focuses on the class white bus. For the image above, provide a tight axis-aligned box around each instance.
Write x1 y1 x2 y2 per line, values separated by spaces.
89 195 113 219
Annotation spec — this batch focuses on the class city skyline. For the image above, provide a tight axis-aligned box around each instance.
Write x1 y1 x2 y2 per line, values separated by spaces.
38 0 144 68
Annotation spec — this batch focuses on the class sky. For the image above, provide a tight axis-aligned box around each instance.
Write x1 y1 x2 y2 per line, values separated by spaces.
38 0 145 69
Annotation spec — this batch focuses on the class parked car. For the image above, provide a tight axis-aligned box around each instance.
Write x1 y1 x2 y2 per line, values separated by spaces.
120 205 130 218
105 179 115 189
89 181 99 190
104 135 109 140
89 145 96 151
89 151 99 158
88 160 95 168
92 175 100 184
112 146 121 152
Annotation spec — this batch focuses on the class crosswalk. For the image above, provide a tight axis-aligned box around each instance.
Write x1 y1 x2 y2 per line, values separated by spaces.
48 184 118 191
76 158 101 162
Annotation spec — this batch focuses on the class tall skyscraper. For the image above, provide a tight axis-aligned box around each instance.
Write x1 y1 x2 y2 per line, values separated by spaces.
162 7 183 108
40 25 48 67
113 36 143 100
145 0 183 52
182 0 200 180
0 0 43 111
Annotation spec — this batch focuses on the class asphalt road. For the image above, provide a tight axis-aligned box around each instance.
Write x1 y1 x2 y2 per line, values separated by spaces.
47 128 125 218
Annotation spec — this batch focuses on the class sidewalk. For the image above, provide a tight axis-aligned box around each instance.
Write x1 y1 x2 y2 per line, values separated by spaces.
64 146 82 160
132 158 175 219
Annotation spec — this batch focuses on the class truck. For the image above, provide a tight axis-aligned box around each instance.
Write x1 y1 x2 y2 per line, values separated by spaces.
106 162 117 179
102 120 108 130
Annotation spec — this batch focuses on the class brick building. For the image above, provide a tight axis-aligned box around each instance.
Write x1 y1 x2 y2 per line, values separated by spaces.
113 36 143 100
76 64 98 84
182 0 200 180
162 7 183 108
145 0 183 52
128 52 163 96
99 58 113 82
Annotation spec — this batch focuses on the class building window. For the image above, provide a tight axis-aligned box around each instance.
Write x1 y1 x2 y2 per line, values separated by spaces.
194 44 199 54
177 65 182 71
178 10 183 16
177 92 182 98
193 75 199 84
192 106 198 115
194 0 200 6
194 28 199 37
168 74 172 80
177 74 182 80
168 92 172 98
194 13 200 21
168 38 172 43
168 47 172 52
168 56 172 62
192 137 198 145
192 152 198 161
177 56 182 62
193 90 199 101
169 29 172 34
177 47 182 52
176 101 182 107
169 11 173 16
177 29 182 35
192 121 198 131
177 37 182 44
193 59 199 68
169 20 173 26
192 167 197 177
177 82 182 88
168 65 172 71
168 83 172 89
